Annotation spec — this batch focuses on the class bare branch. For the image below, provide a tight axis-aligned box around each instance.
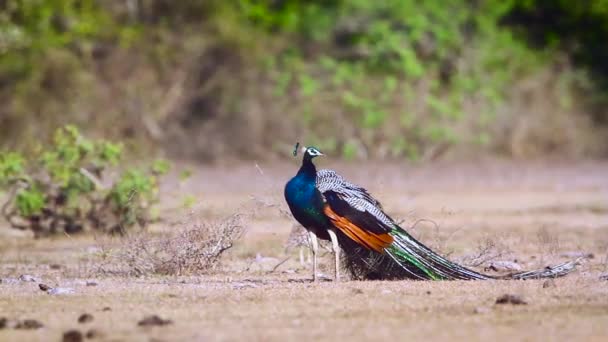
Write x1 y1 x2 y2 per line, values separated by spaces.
79 167 105 190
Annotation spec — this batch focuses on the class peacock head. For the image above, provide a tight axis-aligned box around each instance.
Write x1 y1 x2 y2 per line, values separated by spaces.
303 146 324 160
292 142 324 161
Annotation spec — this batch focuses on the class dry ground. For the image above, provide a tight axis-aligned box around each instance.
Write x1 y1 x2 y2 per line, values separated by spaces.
1 159 608 341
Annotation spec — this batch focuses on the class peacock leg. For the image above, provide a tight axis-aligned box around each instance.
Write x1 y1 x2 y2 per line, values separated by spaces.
327 228 340 282
308 230 319 282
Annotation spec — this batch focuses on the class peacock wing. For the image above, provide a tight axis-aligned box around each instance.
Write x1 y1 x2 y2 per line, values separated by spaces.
316 170 394 253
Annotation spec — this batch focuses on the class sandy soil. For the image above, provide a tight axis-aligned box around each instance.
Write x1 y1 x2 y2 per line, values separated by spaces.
1 160 608 341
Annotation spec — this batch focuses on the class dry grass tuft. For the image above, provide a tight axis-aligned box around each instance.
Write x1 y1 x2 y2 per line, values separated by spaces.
536 226 561 257
100 213 245 276
460 236 512 267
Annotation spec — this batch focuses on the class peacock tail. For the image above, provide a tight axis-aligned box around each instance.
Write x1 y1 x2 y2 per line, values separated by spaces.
316 170 579 281
339 224 579 281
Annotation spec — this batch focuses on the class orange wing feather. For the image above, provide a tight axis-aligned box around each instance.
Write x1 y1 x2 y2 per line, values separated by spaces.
323 205 393 253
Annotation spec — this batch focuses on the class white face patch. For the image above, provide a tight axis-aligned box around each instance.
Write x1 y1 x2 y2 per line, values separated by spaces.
306 147 323 156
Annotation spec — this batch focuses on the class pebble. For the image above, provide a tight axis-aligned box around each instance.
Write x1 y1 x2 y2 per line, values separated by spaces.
48 287 75 295
488 261 522 272
15 319 44 329
138 315 173 327
495 294 527 305
62 330 83 342
542 279 556 288
19 274 39 282
78 313 94 324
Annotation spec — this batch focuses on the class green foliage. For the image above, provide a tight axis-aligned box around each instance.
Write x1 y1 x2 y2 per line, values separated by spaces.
181 195 197 209
15 186 45 217
505 0 608 122
0 125 168 237
151 159 171 175
2 0 607 160
179 169 193 182
109 169 158 228
0 152 25 185
0 0 132 77
247 0 549 158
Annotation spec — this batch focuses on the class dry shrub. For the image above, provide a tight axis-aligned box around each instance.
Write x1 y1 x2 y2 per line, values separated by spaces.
536 225 561 256
102 213 244 276
460 236 512 267
408 218 460 258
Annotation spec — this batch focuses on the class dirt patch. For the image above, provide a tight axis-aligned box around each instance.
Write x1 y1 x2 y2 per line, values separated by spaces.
0 161 607 341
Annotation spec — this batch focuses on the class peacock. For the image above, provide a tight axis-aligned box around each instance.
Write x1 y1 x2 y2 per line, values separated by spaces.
284 144 580 281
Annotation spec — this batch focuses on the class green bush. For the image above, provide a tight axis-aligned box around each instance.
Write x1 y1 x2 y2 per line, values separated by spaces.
1 1 607 159
240 0 550 158
0 125 169 237
505 0 608 123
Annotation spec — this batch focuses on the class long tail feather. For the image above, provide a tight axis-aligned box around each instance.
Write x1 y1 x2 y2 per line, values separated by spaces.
340 225 580 281
500 257 582 280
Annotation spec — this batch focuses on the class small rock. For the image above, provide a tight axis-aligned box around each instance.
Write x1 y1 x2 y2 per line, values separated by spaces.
85 329 103 339
138 315 173 327
19 274 38 282
232 282 258 290
542 279 556 288
351 288 364 295
86 281 98 287
600 274 608 281
102 307 111 312
425 291 432 295
85 246 102 254
63 329 83 342
78 313 93 324
0 277 19 285
495 294 527 305
47 287 75 295
487 261 523 272
39 283 51 292
15 319 44 329
49 264 62 270
474 306 491 314
560 251 594 259
0 318 17 330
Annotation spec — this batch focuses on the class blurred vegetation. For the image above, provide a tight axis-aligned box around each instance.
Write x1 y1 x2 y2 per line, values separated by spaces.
0 125 168 237
505 0 608 124
1 0 607 160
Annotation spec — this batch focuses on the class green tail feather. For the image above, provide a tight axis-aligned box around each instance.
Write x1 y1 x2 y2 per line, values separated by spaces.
340 225 580 281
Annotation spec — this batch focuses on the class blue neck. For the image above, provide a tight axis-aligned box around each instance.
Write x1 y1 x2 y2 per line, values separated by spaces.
296 155 317 181
284 154 330 239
